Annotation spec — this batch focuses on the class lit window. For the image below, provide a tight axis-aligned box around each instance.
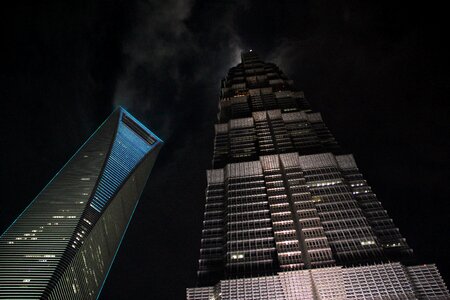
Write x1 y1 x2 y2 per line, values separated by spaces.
231 253 244 260
361 240 375 246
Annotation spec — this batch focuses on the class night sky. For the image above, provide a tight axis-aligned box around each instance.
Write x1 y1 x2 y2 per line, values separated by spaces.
1 1 449 299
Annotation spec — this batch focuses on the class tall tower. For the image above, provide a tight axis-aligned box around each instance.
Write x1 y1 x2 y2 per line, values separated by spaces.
187 52 449 299
0 107 162 299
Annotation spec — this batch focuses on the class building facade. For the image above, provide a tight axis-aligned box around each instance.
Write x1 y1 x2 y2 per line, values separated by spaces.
0 107 162 299
187 52 449 299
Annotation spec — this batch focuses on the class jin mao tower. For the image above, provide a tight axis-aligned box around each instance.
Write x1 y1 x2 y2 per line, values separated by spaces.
187 52 449 299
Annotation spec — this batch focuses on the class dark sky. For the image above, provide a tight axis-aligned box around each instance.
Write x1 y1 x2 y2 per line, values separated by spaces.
1 0 449 299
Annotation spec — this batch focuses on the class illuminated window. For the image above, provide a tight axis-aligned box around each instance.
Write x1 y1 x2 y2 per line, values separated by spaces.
361 240 375 246
231 253 245 260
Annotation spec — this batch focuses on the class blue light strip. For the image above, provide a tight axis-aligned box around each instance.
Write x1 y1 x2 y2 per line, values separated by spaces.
121 107 163 144
90 110 157 213
0 109 119 240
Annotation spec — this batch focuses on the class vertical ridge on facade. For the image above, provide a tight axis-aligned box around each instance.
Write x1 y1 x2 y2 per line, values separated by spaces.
187 51 449 299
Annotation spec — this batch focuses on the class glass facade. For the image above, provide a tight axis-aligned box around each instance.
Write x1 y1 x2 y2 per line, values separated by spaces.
187 52 449 299
0 107 162 299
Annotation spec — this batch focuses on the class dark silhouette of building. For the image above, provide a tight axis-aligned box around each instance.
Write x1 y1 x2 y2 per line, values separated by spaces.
187 52 449 299
0 107 162 299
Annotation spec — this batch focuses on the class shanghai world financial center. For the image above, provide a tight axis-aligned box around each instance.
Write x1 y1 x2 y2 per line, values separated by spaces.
0 108 162 299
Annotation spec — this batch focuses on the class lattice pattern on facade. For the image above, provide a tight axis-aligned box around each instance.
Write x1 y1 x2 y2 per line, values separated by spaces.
298 153 337 170
207 169 225 184
198 152 418 287
190 51 448 299
306 112 323 123
188 262 449 300
336 154 358 170
343 263 416 299
407 264 450 299
186 286 215 300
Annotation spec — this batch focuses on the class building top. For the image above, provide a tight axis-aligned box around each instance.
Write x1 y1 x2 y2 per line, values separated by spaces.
118 107 163 145
0 107 163 299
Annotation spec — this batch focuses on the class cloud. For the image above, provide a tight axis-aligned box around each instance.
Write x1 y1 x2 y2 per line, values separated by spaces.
113 0 247 142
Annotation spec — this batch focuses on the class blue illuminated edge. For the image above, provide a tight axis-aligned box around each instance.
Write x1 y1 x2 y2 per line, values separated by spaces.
0 109 119 240
0 106 163 238
89 107 162 213
119 106 163 144
95 167 153 300
95 108 162 298
0 106 163 297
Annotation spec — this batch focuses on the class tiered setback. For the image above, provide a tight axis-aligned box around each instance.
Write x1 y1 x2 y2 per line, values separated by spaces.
188 51 449 298
189 263 449 300
213 110 338 168
198 153 413 286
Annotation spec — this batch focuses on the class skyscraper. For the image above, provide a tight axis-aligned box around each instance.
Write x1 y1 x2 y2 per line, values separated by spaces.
187 52 449 299
0 107 162 299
